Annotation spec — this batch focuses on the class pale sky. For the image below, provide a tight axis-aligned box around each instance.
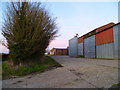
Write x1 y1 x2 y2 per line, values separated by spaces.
0 1 118 53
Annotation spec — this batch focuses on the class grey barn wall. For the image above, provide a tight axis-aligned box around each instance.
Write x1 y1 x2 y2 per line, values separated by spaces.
84 37 89 57
68 23 120 59
69 37 78 57
84 35 95 58
78 42 83 56
118 3 120 59
96 43 114 59
113 24 120 59
119 24 120 59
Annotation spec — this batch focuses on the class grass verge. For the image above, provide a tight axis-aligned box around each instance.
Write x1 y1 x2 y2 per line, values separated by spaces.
2 56 61 80
0 63 2 79
111 82 120 87
76 55 85 58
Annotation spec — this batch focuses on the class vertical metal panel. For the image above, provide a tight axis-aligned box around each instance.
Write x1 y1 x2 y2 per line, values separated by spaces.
69 37 78 57
78 42 83 55
89 35 95 58
96 28 114 45
96 43 114 59
113 24 120 59
118 24 120 59
84 35 95 58
119 2 120 22
84 37 89 58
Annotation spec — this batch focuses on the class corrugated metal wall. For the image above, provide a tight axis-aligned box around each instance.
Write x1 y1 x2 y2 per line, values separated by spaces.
69 36 78 57
96 43 114 59
78 36 84 56
89 35 96 58
96 27 114 59
118 24 120 59
84 35 95 58
78 42 83 56
84 37 89 57
96 28 114 45
113 24 120 59
68 22 119 59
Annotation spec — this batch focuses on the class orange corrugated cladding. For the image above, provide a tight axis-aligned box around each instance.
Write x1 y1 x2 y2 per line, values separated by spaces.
78 36 84 43
96 27 114 45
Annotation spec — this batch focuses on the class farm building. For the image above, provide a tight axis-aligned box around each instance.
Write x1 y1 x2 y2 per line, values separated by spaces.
49 48 68 55
69 22 120 59
69 36 78 57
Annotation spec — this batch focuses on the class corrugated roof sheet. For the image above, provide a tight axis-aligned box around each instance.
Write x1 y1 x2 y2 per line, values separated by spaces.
95 22 115 33
77 22 119 44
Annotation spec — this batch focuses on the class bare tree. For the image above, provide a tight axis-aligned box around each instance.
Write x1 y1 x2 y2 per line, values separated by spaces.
2 1 58 66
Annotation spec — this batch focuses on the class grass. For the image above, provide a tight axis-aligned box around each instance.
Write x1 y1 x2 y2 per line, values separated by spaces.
111 82 120 87
109 82 120 88
76 55 85 58
2 56 61 80
0 63 2 79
